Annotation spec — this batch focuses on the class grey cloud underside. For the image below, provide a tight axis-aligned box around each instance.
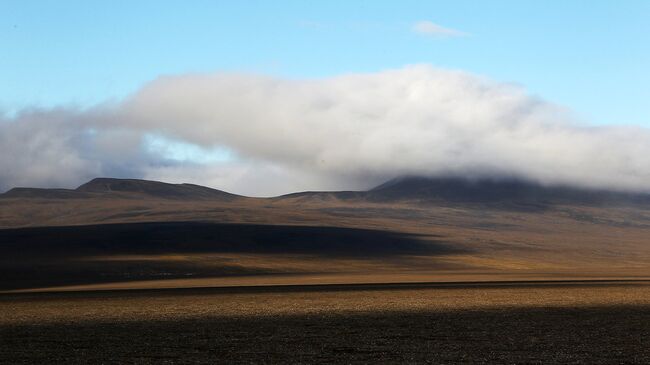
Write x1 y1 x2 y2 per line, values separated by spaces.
1 65 649 196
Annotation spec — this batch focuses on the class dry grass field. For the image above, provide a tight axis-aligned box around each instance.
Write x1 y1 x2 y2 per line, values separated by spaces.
1 193 650 292
1 180 650 363
2 282 650 364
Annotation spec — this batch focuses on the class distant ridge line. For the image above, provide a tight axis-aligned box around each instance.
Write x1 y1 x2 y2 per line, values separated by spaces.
2 177 241 201
2 176 650 206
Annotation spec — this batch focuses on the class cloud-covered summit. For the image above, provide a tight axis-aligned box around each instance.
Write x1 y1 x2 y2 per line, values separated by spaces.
1 65 649 196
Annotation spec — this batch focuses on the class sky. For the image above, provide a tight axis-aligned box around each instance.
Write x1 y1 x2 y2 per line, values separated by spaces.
1 1 649 196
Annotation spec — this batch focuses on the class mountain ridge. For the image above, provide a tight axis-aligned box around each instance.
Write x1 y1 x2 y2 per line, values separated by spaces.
3 176 650 206
365 176 650 206
2 177 240 201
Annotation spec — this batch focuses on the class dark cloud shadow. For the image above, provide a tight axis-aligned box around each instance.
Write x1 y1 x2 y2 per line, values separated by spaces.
0 222 462 290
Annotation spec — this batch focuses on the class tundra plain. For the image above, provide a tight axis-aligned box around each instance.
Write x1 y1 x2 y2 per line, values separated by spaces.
1 178 650 363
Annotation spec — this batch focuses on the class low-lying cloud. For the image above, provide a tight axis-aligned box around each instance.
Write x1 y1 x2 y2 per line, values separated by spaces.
1 65 649 196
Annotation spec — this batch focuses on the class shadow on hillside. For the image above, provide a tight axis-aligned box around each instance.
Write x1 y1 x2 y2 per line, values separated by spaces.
0 222 462 290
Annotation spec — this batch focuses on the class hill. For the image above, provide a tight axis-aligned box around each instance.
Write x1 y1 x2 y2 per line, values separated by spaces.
1 175 650 292
276 176 650 208
4 175 650 207
1 177 240 201
1 187 91 199
365 176 650 206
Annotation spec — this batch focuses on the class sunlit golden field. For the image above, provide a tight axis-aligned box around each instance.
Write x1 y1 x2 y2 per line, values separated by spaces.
3 282 650 324
2 282 650 363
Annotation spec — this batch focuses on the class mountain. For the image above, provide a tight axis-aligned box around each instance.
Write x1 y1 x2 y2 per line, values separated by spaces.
2 175 650 292
1 178 240 201
76 178 240 200
276 176 650 208
365 176 650 206
1 188 91 199
3 176 650 207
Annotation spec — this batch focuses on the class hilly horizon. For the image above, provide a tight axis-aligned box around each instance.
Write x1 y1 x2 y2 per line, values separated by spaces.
2 172 650 293
4 175 650 208
0 177 241 201
1 172 649 290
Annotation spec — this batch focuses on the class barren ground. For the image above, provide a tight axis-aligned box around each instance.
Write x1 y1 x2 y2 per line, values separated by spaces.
2 282 650 364
1 193 649 363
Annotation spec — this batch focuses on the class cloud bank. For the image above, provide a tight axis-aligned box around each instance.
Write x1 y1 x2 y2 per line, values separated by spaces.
1 65 649 196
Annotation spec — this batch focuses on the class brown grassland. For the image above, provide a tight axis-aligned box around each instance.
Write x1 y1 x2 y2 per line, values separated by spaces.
2 282 650 363
1 189 650 363
1 194 650 291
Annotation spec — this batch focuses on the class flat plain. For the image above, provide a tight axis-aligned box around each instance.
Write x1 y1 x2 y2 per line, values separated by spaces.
2 282 650 364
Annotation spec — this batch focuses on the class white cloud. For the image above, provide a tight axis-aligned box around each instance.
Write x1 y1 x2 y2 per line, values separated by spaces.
1 65 650 196
412 20 467 37
0 110 101 189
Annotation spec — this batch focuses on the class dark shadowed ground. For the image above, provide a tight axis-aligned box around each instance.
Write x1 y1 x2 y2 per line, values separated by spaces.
0 222 448 258
0 222 456 291
3 307 649 364
1 282 650 364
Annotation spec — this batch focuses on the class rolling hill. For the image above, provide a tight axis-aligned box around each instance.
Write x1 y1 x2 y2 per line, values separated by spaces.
279 176 650 208
1 176 649 292
2 177 241 201
4 175 650 207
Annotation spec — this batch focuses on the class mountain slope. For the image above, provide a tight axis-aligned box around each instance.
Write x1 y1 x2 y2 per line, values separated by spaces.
76 178 240 200
3 175 650 207
365 176 650 206
1 175 650 291
1 178 241 201
1 188 91 199
275 176 650 208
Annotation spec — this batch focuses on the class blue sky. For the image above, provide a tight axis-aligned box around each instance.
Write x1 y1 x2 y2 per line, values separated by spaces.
2 0 649 126
2 1 650 195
